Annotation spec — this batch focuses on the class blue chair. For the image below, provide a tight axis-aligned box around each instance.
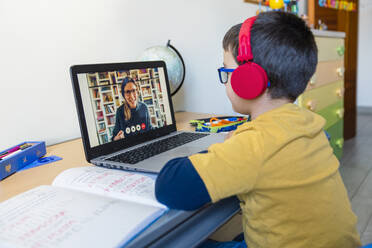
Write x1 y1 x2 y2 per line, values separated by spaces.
362 244 372 248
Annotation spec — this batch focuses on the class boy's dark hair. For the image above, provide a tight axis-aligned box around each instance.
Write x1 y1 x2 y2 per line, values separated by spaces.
223 12 317 101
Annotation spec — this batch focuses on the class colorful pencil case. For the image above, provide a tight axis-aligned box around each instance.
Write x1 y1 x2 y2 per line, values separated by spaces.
190 116 249 133
0 141 46 181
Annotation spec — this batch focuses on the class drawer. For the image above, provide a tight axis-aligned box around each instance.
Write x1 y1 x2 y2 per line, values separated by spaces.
317 100 344 130
326 120 344 160
306 60 344 91
315 37 345 62
298 80 344 112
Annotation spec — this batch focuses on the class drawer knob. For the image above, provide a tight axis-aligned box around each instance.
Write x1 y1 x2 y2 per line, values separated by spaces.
306 100 317 111
336 67 345 77
335 138 344 149
337 46 345 56
336 87 345 98
309 75 317 85
336 108 344 118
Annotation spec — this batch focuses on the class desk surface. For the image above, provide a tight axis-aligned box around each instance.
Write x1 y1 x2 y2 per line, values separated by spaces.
0 112 217 202
0 112 240 248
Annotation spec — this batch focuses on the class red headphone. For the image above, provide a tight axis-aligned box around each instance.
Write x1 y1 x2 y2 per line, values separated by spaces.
230 16 269 99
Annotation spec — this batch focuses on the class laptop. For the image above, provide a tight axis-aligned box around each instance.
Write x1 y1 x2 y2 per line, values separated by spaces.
70 61 225 173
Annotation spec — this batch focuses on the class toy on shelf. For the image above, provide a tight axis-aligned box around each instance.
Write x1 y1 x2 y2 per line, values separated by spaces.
284 0 291 10
289 0 299 14
318 19 328 30
190 116 249 133
318 0 356 11
246 0 300 15
270 0 285 10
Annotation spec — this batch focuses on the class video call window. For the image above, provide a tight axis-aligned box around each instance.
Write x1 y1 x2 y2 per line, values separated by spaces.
78 67 173 147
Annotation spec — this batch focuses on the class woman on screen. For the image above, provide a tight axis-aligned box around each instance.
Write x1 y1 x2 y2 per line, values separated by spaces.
112 77 152 141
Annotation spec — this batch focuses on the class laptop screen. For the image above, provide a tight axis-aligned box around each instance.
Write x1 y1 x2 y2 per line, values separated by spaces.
76 65 173 148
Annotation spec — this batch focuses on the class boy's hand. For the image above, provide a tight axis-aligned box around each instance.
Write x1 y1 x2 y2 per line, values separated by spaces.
225 131 234 141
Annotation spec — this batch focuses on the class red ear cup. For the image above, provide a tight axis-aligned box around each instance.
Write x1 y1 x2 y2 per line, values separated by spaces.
231 62 268 99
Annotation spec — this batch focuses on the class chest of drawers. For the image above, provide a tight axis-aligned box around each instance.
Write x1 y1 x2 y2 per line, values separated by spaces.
297 30 345 160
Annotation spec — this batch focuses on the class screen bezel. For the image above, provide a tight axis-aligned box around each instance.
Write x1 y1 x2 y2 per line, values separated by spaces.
70 61 177 162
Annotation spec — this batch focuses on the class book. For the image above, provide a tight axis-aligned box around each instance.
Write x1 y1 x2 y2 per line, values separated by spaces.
0 166 168 248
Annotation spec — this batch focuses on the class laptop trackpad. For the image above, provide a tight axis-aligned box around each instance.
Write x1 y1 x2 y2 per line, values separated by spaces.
163 145 205 158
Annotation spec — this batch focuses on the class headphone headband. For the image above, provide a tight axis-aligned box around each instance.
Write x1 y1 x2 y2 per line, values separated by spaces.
231 15 269 100
237 16 256 63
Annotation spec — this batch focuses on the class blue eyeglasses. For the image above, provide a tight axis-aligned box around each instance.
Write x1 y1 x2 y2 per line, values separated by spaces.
218 67 271 88
218 67 235 84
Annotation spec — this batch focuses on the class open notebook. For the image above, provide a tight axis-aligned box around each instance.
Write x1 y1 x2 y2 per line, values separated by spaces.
0 166 167 248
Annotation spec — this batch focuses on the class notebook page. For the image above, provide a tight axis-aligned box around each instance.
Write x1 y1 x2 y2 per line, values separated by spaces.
0 185 166 248
52 166 166 209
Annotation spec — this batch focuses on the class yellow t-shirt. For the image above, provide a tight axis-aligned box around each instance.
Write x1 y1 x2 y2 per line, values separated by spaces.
189 103 361 248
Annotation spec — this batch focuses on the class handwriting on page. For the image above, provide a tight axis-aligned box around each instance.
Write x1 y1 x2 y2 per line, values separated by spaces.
65 168 155 199
0 186 120 248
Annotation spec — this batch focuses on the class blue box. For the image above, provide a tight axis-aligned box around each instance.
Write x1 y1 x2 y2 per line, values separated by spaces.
0 141 46 181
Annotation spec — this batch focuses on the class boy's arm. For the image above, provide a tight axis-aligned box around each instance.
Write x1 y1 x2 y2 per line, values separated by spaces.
155 155 211 210
156 130 262 209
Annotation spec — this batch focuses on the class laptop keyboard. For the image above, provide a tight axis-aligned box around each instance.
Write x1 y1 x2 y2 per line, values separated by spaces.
106 132 210 164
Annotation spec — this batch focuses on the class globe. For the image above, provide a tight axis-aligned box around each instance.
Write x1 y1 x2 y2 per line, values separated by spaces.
139 40 185 96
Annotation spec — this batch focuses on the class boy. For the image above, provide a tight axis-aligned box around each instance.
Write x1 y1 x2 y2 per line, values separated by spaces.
155 12 361 248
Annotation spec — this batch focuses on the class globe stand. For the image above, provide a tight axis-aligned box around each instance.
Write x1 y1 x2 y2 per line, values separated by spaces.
166 40 186 96
140 40 186 97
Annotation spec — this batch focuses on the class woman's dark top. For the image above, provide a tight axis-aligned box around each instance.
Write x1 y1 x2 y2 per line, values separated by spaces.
112 101 152 140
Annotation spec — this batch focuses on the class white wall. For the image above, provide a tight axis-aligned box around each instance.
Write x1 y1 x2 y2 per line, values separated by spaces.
0 0 257 150
357 0 372 107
